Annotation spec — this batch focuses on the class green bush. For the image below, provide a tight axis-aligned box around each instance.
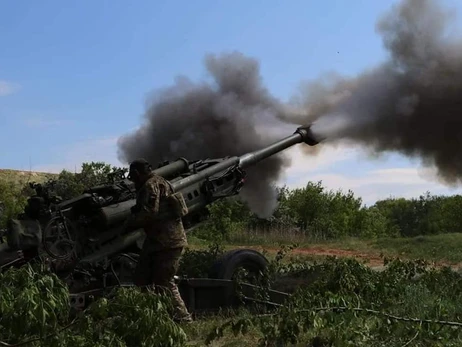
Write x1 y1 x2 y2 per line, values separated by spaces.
0 179 28 228
192 198 250 242
53 162 127 200
372 192 462 237
207 257 462 346
0 264 187 347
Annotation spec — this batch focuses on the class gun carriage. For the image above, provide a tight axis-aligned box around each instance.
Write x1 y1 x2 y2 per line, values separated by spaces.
0 125 321 313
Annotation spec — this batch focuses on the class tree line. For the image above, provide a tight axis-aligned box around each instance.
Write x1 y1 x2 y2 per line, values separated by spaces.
1 161 462 240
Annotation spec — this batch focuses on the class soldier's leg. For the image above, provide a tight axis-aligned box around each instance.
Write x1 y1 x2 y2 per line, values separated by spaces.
151 248 192 322
133 239 154 287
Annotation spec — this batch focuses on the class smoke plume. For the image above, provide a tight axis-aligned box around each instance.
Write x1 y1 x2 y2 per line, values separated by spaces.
118 0 462 217
285 0 462 186
117 52 291 217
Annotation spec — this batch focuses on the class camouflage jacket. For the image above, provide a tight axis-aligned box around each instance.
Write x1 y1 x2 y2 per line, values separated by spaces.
123 173 187 251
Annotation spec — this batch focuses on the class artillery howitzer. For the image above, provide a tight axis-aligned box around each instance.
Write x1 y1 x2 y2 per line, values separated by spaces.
0 125 321 313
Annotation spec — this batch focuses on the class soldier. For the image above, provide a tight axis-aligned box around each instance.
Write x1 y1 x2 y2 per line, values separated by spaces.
123 158 192 323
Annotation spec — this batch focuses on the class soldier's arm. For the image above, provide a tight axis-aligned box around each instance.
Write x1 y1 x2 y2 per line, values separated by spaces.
123 182 161 231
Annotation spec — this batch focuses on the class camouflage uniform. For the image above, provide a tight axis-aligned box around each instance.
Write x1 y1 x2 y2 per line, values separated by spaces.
124 172 192 322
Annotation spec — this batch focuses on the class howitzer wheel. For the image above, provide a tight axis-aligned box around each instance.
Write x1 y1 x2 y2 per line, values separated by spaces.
42 215 78 260
208 249 268 282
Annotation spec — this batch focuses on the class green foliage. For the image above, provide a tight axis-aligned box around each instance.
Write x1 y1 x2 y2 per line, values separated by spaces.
373 192 462 237
178 243 224 278
278 181 367 239
0 263 70 344
74 287 187 346
207 257 462 346
53 162 127 200
197 181 394 242
193 181 462 241
4 251 462 346
193 198 250 242
0 264 187 347
354 206 391 238
0 162 127 229
0 179 28 228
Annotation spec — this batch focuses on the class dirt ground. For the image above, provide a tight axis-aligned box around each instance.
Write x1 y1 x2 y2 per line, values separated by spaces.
282 246 385 266
234 245 462 271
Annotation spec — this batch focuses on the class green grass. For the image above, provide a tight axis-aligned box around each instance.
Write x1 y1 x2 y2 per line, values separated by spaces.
188 231 462 267
0 169 56 187
372 233 462 264
182 309 264 346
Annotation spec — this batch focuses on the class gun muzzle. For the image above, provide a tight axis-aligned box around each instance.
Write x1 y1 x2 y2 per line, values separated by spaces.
294 125 322 146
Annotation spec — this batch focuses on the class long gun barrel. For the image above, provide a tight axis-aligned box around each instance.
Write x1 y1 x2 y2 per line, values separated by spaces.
172 125 319 192
153 157 189 178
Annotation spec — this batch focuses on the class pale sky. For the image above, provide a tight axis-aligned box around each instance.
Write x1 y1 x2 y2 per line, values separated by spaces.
2 0 462 206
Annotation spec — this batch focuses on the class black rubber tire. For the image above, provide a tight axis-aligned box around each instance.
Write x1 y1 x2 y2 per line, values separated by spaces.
208 249 268 280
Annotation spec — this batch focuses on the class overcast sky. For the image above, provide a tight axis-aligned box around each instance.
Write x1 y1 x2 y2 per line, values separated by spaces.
2 0 462 205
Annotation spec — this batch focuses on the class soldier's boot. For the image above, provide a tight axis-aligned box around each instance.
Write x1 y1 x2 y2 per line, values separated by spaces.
174 309 193 323
169 281 193 323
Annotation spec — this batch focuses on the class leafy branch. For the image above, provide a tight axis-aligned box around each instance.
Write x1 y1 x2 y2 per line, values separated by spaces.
0 318 79 347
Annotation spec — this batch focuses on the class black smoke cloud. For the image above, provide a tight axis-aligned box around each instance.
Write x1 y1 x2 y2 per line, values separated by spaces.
284 0 462 186
118 0 462 216
117 52 292 217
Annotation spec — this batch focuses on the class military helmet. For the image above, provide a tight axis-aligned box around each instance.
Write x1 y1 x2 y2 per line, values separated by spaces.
128 158 152 180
